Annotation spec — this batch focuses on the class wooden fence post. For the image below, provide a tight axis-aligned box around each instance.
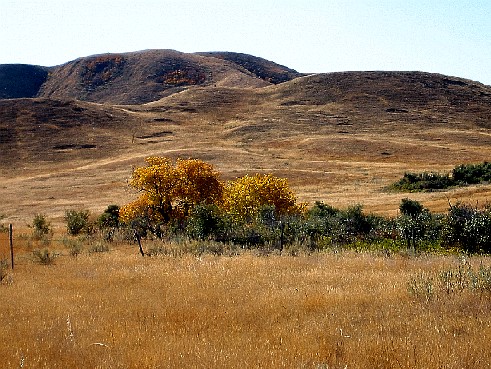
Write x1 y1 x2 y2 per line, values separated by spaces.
9 224 14 269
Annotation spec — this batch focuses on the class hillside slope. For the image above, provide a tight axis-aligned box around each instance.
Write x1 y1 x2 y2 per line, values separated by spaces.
0 64 49 99
196 52 302 84
0 98 138 169
1 69 491 224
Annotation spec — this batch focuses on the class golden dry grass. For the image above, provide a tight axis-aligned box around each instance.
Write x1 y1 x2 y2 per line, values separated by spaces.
1 241 491 368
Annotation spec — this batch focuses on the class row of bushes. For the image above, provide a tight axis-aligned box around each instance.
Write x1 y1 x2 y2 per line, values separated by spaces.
25 199 491 256
389 162 491 192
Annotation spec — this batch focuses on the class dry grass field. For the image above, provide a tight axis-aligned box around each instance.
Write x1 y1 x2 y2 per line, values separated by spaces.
1 242 491 368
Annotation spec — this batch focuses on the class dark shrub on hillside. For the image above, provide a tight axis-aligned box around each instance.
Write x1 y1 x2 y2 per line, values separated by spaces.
397 210 443 251
399 198 424 217
452 162 491 185
390 162 491 193
186 203 229 240
98 205 120 241
32 214 52 240
442 203 491 253
98 205 120 229
65 209 90 236
389 172 453 192
305 202 384 246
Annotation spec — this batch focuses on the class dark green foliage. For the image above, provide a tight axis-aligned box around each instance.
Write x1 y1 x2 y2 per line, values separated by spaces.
32 214 52 240
338 205 373 241
304 202 385 248
32 248 57 265
308 201 338 218
185 203 229 240
129 215 163 240
442 203 491 253
65 209 90 236
397 198 443 251
389 162 491 192
452 162 491 185
389 172 453 192
116 196 491 255
399 198 424 217
397 211 443 251
98 205 120 241
98 205 120 229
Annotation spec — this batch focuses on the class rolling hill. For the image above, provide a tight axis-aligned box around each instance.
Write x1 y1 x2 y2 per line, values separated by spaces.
0 64 49 99
1 50 301 105
1 50 491 225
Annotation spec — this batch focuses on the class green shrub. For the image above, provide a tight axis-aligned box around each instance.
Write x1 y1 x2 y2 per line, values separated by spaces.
389 172 453 192
185 203 228 240
397 210 443 252
399 198 424 217
389 162 491 193
32 249 57 265
442 203 491 253
65 209 90 235
453 162 491 185
62 237 84 257
98 205 120 241
31 214 52 240
89 241 110 254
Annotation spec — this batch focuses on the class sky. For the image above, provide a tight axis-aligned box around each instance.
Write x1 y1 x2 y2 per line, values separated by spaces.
2 0 490 85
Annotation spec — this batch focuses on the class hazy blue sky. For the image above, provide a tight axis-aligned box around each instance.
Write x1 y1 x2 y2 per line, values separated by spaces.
2 0 490 85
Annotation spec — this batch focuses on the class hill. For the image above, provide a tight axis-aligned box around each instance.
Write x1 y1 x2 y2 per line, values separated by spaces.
1 52 491 224
0 50 301 104
0 64 49 99
196 51 302 84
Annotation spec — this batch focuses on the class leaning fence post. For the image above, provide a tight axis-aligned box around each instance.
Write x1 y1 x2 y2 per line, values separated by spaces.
9 224 14 270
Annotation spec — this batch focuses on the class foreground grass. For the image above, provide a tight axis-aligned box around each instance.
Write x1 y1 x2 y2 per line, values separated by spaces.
1 247 491 368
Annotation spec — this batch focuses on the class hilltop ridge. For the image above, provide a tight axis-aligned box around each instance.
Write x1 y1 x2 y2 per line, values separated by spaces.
0 49 302 104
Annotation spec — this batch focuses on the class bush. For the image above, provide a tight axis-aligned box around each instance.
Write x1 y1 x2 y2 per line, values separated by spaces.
185 203 228 240
399 198 424 217
32 249 57 265
442 203 491 253
62 237 84 257
453 162 491 185
89 241 110 254
65 209 90 235
31 214 52 240
389 172 453 192
389 162 491 192
98 205 120 241
303 202 387 248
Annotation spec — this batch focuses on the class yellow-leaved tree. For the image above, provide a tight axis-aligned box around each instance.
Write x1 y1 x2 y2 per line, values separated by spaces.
119 157 223 224
223 173 303 221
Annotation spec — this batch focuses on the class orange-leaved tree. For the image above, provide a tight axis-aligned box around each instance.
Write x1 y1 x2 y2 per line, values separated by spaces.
119 157 223 224
223 173 303 221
